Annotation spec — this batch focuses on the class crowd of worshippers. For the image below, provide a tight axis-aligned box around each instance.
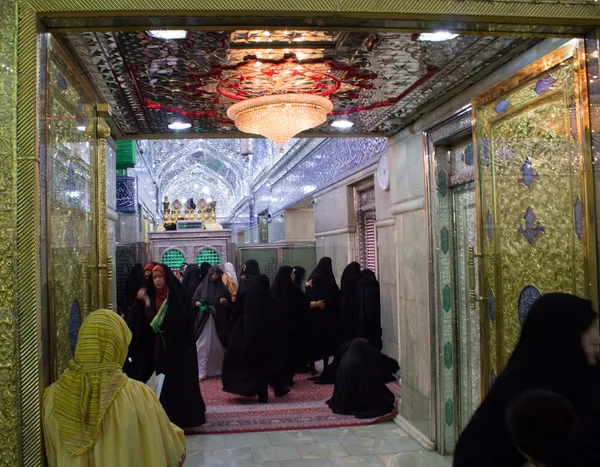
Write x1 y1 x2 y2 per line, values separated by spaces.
40 256 600 466
116 257 396 409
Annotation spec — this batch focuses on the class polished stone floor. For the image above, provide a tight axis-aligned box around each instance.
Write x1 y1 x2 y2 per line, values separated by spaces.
185 421 452 466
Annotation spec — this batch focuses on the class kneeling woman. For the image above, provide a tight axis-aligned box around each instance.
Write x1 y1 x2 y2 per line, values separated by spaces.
43 310 186 466
125 264 206 429
222 275 289 402
327 338 399 419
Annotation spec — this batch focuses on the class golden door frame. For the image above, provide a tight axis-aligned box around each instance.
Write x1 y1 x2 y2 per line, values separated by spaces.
471 38 598 396
7 1 600 465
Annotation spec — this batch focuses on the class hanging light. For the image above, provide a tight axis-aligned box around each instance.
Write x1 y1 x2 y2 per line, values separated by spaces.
417 31 458 42
168 121 192 130
331 118 354 129
227 94 333 147
148 30 187 40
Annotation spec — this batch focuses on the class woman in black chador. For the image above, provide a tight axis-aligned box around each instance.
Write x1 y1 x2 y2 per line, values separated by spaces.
234 259 261 323
125 263 206 428
123 263 145 321
192 266 232 380
306 257 341 372
326 338 399 418
340 262 362 342
222 275 290 403
454 293 600 467
271 266 325 386
181 263 203 309
199 262 211 282
356 269 383 351
293 266 306 289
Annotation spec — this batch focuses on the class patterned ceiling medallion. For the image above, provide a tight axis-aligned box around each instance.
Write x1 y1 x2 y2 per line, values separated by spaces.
218 60 340 100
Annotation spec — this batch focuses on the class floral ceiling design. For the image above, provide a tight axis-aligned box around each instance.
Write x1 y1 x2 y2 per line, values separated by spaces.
60 30 534 137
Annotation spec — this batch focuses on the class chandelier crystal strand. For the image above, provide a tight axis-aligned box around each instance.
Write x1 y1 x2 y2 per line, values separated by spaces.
227 94 333 146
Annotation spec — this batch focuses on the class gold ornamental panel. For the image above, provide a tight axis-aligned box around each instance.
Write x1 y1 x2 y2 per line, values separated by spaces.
47 44 97 377
25 0 600 24
472 39 597 388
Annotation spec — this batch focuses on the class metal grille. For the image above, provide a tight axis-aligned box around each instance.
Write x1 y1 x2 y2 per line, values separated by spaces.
161 249 186 268
196 248 221 266
365 218 378 274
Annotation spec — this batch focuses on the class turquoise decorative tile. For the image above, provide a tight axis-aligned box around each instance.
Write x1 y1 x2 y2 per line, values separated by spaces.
442 285 451 312
440 227 449 254
445 400 454 427
443 342 452 370
437 169 448 197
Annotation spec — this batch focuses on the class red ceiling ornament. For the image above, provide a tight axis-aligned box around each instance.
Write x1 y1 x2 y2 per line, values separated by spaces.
217 59 341 100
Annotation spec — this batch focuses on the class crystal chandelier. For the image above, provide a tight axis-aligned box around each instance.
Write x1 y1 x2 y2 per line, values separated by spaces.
227 94 333 146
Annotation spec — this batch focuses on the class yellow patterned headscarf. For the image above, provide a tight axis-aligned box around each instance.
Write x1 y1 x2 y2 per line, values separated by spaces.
53 309 132 456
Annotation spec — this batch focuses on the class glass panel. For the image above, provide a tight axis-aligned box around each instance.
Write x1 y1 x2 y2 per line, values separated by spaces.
241 248 278 284
282 247 317 278
47 44 96 378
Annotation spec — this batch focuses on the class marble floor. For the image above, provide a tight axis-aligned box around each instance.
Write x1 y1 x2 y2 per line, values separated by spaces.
185 421 452 466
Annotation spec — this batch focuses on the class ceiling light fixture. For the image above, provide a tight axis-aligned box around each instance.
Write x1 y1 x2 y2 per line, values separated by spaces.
417 31 458 42
331 118 354 129
148 30 187 40
168 121 192 130
227 94 333 147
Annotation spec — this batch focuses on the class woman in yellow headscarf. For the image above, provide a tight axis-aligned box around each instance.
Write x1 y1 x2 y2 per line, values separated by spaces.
42 309 186 466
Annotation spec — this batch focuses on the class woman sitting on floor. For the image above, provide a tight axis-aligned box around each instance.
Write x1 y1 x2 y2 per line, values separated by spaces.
43 309 186 467
327 338 399 419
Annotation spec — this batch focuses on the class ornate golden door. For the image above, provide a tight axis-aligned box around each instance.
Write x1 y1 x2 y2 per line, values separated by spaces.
46 38 112 379
472 39 597 390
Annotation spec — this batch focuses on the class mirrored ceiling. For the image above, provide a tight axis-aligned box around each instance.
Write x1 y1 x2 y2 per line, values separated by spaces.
141 138 305 217
60 30 536 138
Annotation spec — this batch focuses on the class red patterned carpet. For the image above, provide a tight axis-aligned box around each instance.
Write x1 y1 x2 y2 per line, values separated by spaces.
186 372 401 435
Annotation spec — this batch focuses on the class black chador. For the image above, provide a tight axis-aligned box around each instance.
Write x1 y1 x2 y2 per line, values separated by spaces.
306 257 341 368
233 259 261 323
326 338 399 419
271 265 311 385
340 262 361 342
356 269 383 351
124 263 206 428
222 275 289 403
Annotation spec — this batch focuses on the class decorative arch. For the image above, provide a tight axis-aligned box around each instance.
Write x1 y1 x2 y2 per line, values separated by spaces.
161 248 187 268
196 247 221 266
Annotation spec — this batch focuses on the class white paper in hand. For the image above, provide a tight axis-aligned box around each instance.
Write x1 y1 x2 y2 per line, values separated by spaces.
154 373 165 398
